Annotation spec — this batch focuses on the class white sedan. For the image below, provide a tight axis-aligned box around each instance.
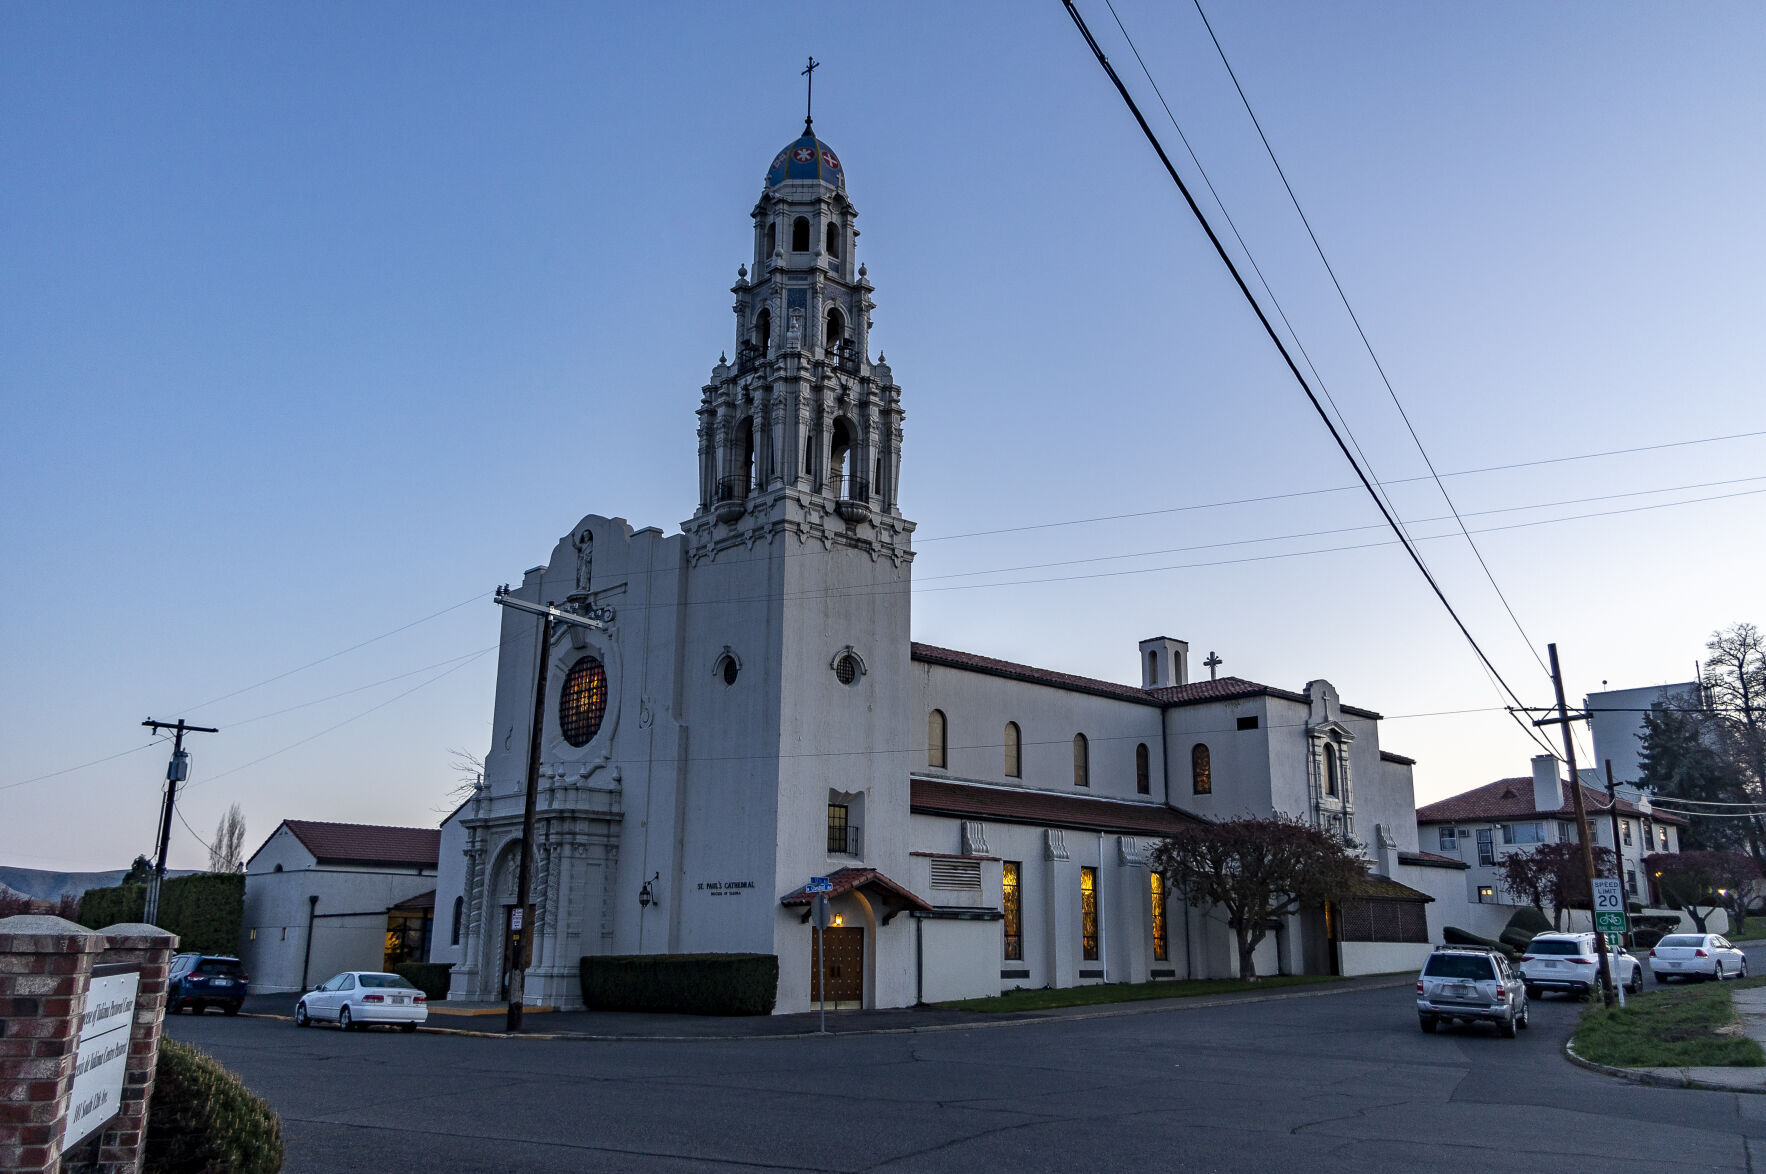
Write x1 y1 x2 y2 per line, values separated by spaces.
295 971 429 1031
1649 933 1749 983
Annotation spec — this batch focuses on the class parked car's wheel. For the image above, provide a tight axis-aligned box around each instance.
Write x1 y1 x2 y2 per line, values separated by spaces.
1714 963 1728 982
1419 1015 1438 1034
339 1006 354 1031
1524 985 1539 1000
1627 970 1643 995
1743 960 1751 979
1499 1010 1518 1038
294 1002 310 1028
223 1002 240 1017
400 1023 416 1033
1517 999 1530 1030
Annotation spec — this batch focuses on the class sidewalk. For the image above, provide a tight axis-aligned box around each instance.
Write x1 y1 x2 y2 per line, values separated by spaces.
244 972 1412 1041
1568 986 1766 1092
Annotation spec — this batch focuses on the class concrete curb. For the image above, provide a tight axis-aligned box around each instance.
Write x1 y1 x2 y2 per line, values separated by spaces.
1561 1038 1766 1093
244 974 1414 1043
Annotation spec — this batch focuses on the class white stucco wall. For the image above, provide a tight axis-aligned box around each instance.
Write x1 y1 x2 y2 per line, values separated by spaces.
242 857 437 994
1341 941 1431 976
916 918 1003 1003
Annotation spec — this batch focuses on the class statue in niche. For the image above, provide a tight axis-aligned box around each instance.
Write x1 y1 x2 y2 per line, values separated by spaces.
572 528 593 593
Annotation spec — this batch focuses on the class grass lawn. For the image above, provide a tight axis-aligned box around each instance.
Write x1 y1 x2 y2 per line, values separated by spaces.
1572 975 1766 1068
937 973 1345 1013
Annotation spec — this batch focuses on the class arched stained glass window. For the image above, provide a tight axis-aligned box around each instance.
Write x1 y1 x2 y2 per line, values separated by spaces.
1004 722 1021 778
1073 733 1089 787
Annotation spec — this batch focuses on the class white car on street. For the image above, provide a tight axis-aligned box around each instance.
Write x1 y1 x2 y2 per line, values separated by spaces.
295 971 429 1031
1519 932 1642 998
1650 933 1749 983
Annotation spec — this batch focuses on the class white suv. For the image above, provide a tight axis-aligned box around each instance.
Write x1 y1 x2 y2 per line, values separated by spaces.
1520 932 1642 998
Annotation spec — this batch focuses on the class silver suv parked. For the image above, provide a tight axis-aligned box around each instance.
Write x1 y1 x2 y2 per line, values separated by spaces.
1416 946 1529 1037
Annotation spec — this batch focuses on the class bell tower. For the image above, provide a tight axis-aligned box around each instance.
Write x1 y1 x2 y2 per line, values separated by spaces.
687 117 909 558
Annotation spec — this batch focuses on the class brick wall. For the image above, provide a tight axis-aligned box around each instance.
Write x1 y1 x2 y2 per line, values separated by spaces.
0 916 105 1174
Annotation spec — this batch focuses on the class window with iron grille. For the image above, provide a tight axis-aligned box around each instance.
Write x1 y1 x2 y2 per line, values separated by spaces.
827 803 850 855
1337 898 1427 943
558 657 608 747
1080 867 1099 961
1003 862 1022 960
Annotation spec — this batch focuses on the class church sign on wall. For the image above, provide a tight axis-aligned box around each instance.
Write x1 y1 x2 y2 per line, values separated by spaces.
63 967 139 1148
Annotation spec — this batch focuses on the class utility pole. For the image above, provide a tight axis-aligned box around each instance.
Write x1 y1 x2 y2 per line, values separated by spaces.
1533 646 1614 1008
141 718 219 925
494 588 605 1033
1604 760 1628 889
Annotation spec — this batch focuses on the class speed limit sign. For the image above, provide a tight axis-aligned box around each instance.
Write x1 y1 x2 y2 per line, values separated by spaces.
1592 877 1627 932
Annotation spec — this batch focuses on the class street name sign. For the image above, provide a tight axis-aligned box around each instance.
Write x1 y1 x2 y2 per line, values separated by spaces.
63 969 138 1148
805 876 834 894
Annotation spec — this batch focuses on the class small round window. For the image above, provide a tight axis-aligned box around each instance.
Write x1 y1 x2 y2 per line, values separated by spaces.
559 657 608 746
834 653 859 685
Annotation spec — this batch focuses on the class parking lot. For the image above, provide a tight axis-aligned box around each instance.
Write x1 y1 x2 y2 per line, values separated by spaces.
168 950 1766 1174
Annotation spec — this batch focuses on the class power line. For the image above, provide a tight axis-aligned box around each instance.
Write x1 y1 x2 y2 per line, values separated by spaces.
1062 0 1558 755
0 737 169 794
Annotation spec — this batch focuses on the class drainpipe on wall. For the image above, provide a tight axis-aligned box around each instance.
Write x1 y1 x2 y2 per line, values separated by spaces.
300 894 319 990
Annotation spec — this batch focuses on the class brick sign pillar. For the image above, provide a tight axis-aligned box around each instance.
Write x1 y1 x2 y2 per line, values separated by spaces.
60 925 178 1174
0 915 105 1174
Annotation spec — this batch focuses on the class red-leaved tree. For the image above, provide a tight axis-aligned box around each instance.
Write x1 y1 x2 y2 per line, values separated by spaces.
1495 842 1617 928
1646 850 1761 932
1149 815 1367 980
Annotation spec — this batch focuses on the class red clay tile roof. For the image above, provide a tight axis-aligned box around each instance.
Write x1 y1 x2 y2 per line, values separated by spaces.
1415 779 1686 827
1352 874 1434 901
1398 850 1470 870
276 820 441 867
779 867 932 916
910 643 1380 718
911 777 1207 837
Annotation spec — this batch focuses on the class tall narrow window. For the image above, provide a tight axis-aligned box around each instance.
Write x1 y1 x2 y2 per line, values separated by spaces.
825 220 841 257
1002 862 1023 960
1323 745 1339 797
1003 721 1021 778
766 220 777 256
791 216 810 251
830 417 855 495
1622 819 1632 846
1150 873 1168 962
450 896 464 947
1148 650 1159 682
827 803 850 855
1080 867 1099 961
754 307 771 354
1073 733 1089 787
1135 743 1150 794
928 709 947 769
1191 743 1211 794
825 306 846 352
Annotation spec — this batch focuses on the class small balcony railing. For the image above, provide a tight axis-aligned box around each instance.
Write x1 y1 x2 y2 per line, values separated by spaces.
737 342 765 375
827 824 863 857
716 475 750 504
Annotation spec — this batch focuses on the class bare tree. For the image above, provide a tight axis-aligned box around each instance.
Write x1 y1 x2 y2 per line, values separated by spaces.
209 803 247 873
444 747 485 807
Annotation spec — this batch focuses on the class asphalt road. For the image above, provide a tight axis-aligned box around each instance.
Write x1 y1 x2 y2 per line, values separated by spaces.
167 960 1766 1174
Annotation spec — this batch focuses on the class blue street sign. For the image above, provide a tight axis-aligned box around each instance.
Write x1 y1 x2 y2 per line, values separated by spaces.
805 876 833 894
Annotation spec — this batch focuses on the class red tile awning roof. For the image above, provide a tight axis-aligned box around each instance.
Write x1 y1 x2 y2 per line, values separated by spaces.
911 777 1207 838
1398 850 1469 871
1415 779 1686 826
780 867 932 924
274 820 442 867
910 643 1379 718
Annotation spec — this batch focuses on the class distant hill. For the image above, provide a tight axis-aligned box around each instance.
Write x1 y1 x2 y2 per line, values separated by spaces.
0 866 198 903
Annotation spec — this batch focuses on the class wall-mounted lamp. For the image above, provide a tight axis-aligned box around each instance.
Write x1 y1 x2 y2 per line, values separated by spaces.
831 913 845 927
638 873 661 909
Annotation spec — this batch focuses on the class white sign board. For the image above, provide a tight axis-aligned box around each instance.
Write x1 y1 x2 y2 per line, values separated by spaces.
63 970 138 1148
1591 878 1625 913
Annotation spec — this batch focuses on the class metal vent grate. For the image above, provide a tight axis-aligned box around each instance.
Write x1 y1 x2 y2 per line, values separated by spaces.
929 858 982 891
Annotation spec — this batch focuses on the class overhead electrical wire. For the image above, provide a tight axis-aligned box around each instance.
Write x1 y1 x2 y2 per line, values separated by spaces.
1061 0 1559 756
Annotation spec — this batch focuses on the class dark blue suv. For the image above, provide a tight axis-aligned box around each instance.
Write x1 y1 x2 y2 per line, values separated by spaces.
168 953 248 1015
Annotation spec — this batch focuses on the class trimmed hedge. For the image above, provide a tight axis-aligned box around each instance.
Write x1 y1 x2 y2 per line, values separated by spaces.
145 1038 283 1174
1499 906 1553 954
78 873 244 956
395 961 452 1001
580 953 778 1016
1443 925 1517 959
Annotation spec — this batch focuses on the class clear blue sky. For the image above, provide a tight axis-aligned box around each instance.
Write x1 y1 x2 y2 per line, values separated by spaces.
4 2 1762 871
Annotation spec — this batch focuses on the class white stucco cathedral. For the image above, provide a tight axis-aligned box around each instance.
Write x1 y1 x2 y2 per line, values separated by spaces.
431 118 1472 1013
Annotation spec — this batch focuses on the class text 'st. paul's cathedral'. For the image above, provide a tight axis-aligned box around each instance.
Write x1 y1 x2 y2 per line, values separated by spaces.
438 115 1447 1014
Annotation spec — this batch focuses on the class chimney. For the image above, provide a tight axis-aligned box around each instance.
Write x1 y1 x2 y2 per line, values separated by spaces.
1139 637 1190 688
1531 755 1563 814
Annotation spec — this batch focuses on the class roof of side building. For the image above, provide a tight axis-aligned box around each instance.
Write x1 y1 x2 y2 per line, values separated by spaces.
250 820 442 869
1415 779 1686 827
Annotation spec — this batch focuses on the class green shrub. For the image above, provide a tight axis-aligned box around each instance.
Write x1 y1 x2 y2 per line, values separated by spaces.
1442 926 1517 959
580 953 778 1016
78 873 244 955
1632 927 1668 950
1499 906 1553 954
395 962 452 1001
145 1038 283 1174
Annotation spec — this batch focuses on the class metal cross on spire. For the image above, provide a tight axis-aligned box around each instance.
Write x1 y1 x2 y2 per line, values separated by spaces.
802 56 819 132
1203 651 1223 681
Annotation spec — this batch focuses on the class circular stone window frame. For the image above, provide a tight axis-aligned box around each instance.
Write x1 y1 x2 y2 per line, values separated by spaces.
714 646 743 687
829 645 867 687
558 655 609 747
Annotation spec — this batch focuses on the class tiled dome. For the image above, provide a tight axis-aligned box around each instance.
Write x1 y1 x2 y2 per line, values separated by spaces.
766 132 845 191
